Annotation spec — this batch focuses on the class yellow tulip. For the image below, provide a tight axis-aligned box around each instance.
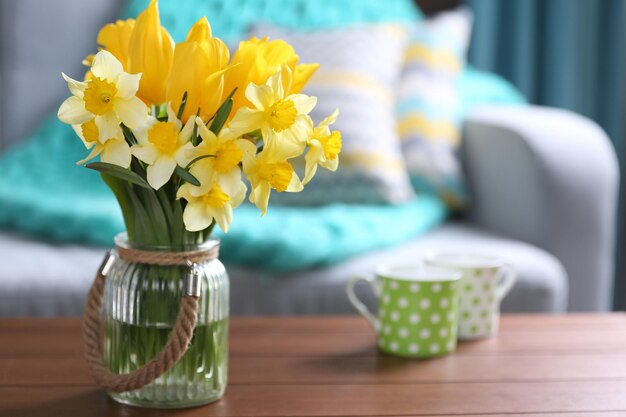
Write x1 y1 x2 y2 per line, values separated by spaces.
166 17 230 122
128 0 174 105
97 19 136 69
224 37 319 115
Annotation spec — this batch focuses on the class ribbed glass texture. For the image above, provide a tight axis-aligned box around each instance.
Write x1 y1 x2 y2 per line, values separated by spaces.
103 236 229 408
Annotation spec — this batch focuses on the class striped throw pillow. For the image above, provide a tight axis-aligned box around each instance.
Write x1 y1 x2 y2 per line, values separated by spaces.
249 24 415 204
397 7 473 209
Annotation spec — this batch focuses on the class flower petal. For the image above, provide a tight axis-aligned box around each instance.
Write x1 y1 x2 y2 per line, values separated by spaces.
189 159 216 195
183 201 213 232
147 155 176 189
321 156 339 172
290 94 317 115
115 72 142 100
228 107 265 137
206 204 232 233
196 117 217 144
318 108 339 129
167 102 183 131
267 71 284 99
95 113 123 143
58 96 93 125
101 139 132 168
218 170 247 208
114 96 148 129
131 143 159 165
62 73 87 97
286 171 304 192
249 181 271 215
71 125 96 149
245 83 274 111
91 50 124 81
178 116 196 143
303 141 324 185
76 144 103 165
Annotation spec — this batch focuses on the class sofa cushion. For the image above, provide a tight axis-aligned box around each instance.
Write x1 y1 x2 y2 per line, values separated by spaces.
397 7 473 209
249 24 415 204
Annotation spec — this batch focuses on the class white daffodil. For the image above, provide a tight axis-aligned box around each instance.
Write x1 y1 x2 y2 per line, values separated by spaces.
228 68 316 153
131 103 195 190
303 109 341 184
71 118 131 167
177 174 247 233
183 118 253 196
58 50 148 134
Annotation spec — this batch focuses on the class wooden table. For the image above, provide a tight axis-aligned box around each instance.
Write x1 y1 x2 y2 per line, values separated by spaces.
1 314 626 416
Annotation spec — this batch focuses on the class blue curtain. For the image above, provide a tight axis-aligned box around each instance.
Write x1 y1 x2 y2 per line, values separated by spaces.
464 0 626 309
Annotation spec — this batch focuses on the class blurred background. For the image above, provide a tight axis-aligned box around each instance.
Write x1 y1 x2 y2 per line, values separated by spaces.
0 0 623 315
465 0 626 309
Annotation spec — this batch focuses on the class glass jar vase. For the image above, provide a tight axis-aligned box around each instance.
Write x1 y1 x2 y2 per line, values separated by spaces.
100 234 229 408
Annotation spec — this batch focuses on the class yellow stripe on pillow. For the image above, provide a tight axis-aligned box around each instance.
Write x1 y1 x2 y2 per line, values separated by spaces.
397 114 460 145
309 69 393 106
404 44 462 74
340 151 408 173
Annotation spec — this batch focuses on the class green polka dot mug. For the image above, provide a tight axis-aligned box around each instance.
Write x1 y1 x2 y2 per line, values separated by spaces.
425 253 517 340
346 266 462 358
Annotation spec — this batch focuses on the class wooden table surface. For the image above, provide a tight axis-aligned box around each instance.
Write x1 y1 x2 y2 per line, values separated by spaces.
1 314 626 416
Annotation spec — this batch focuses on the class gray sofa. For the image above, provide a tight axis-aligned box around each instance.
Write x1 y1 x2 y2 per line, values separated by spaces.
0 1 619 316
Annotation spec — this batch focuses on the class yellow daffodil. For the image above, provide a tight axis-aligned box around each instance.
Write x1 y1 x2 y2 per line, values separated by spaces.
166 17 230 122
229 69 317 152
128 0 174 105
304 109 342 184
225 37 319 115
183 118 251 195
97 19 136 69
58 50 148 134
71 118 131 168
242 140 303 215
131 104 195 190
177 175 247 233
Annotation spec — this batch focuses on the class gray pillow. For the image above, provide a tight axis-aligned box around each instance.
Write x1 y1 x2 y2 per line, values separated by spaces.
248 24 415 204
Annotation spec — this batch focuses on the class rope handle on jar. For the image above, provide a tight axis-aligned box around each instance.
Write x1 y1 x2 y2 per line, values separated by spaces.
82 250 204 393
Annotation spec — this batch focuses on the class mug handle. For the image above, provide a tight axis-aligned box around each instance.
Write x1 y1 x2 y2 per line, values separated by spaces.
346 275 380 332
496 263 517 301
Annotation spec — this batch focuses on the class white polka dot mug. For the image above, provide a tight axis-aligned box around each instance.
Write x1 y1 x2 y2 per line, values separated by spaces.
425 253 517 340
346 266 462 358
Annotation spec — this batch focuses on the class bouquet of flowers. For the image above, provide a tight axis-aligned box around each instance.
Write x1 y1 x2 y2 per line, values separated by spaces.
57 0 341 246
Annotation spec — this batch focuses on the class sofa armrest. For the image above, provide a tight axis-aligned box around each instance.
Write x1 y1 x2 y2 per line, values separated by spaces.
462 105 619 311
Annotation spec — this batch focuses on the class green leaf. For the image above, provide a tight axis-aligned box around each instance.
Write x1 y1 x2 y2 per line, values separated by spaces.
86 162 151 189
191 108 201 146
121 124 137 145
177 91 188 120
175 165 201 186
206 87 237 126
185 154 215 168
209 98 232 135
171 199 184 245
135 185 170 244
125 184 158 244
100 173 136 241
